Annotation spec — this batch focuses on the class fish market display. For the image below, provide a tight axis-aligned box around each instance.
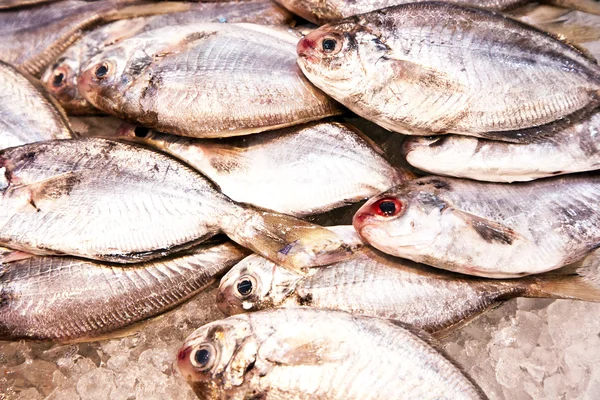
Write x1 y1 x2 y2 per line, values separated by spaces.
403 109 600 182
0 242 249 341
354 175 600 278
218 247 600 335
178 308 485 399
41 0 294 115
110 121 406 216
0 61 72 150
78 23 341 138
0 138 355 269
297 2 600 140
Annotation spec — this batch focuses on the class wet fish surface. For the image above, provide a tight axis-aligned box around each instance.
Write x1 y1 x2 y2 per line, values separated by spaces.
108 121 406 216
353 175 600 278
0 61 72 151
0 242 248 341
41 0 294 115
78 23 341 138
177 308 486 399
403 109 600 182
296 2 600 141
0 138 356 269
217 247 600 335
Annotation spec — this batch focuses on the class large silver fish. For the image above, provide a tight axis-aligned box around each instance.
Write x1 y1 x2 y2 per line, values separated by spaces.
40 0 294 115
403 109 600 182
353 175 600 278
0 242 248 342
217 246 600 335
296 2 600 142
77 23 341 138
177 308 486 399
0 138 358 269
106 121 407 216
0 61 72 151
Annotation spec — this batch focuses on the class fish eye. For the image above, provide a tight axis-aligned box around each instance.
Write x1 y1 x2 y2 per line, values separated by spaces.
52 71 65 88
94 62 111 79
235 276 256 298
372 198 404 217
190 343 216 371
134 126 149 138
319 35 342 55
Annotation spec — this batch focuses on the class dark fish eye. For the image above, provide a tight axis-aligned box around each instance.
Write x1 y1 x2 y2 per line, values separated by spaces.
134 126 149 138
372 198 404 217
236 278 253 296
322 38 337 53
95 63 110 79
191 344 216 371
52 72 65 87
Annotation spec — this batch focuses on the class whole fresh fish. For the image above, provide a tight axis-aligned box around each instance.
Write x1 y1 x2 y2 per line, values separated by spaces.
296 2 600 142
78 23 341 138
41 0 294 115
217 246 600 335
0 0 190 76
0 138 358 269
177 308 486 399
274 0 527 24
0 242 248 341
0 61 72 151
353 175 600 278
403 109 600 182
107 121 407 216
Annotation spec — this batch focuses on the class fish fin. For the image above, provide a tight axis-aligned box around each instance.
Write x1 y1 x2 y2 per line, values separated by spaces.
222 208 362 271
263 336 347 366
9 172 81 208
0 249 35 264
386 58 465 92
451 209 523 246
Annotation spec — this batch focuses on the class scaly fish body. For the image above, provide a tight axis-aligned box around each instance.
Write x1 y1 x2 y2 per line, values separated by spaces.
0 138 356 269
177 308 485 399
0 242 248 341
0 61 71 150
297 2 600 141
78 23 341 138
353 175 600 278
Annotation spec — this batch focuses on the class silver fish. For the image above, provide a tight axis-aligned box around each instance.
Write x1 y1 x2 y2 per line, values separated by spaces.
40 0 294 115
0 61 72 151
217 246 600 335
78 23 341 138
353 175 600 278
0 138 358 270
106 121 407 216
403 109 600 182
177 308 486 399
296 2 600 142
0 242 249 341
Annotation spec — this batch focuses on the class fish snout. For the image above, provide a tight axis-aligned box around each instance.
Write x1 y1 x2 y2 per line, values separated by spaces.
176 345 194 380
353 209 375 235
216 285 241 316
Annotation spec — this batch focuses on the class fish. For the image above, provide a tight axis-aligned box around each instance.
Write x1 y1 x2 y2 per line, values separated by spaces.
0 61 72 151
274 0 528 24
353 175 600 278
217 246 600 336
68 115 126 138
177 308 486 399
402 109 600 182
105 121 408 216
0 138 359 270
545 0 600 16
0 0 193 76
78 23 341 138
40 0 295 115
296 2 600 142
0 242 249 341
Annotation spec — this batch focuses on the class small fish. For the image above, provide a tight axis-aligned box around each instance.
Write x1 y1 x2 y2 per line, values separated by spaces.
0 138 358 270
41 0 294 115
217 246 600 336
296 2 600 142
353 175 600 278
403 109 600 182
177 308 486 399
0 242 249 341
107 121 407 216
0 61 72 151
78 23 341 138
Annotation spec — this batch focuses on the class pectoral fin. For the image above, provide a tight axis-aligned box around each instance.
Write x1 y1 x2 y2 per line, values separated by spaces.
261 336 347 366
451 209 523 245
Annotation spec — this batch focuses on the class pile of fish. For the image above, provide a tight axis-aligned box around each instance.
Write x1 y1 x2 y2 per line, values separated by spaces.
2 0 600 398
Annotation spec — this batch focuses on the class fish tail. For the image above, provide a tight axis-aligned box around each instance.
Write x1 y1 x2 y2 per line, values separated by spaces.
221 207 362 271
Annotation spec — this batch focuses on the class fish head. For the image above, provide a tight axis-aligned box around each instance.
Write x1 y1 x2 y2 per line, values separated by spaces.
403 135 480 170
297 20 386 99
217 255 302 315
41 57 93 115
178 316 258 398
353 179 451 257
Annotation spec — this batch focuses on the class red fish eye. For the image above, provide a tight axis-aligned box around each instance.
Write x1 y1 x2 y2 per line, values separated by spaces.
372 198 403 217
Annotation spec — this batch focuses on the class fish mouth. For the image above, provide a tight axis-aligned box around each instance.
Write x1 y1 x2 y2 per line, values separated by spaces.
352 211 374 237
176 345 194 381
296 37 319 64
